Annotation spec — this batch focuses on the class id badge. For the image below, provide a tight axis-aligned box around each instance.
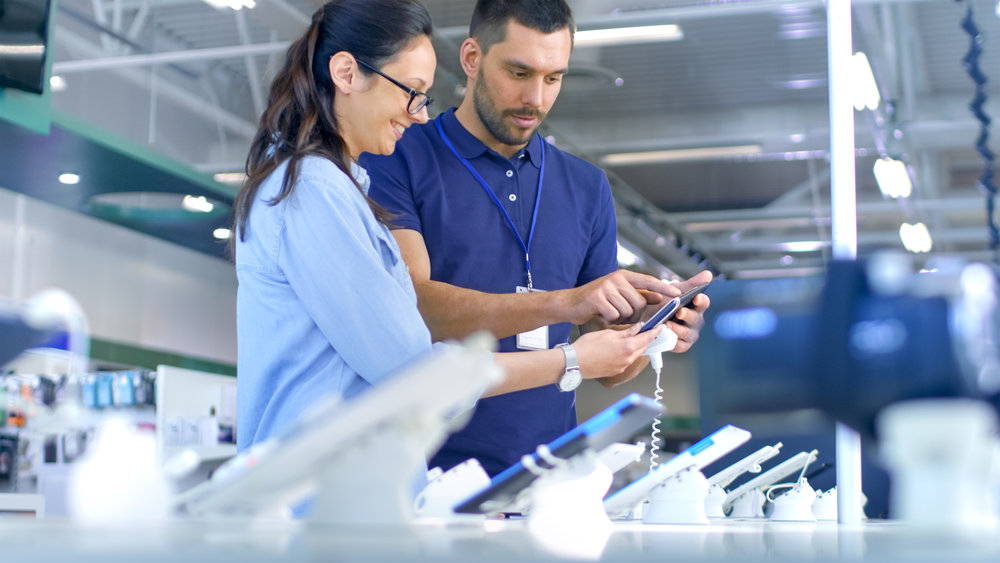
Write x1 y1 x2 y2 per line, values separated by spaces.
516 285 548 351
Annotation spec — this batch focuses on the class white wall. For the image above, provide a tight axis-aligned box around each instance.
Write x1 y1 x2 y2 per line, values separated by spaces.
0 186 236 365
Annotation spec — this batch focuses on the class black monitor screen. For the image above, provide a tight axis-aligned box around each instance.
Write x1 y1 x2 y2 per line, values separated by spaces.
0 0 52 95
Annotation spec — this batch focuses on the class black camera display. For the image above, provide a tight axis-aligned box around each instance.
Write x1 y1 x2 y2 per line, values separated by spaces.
698 257 1000 441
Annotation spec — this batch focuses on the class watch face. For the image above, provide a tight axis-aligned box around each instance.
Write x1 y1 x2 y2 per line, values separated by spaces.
558 369 582 392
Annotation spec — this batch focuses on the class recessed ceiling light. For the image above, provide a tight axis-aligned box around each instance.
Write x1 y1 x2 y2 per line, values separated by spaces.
50 75 67 92
58 172 80 184
213 228 231 240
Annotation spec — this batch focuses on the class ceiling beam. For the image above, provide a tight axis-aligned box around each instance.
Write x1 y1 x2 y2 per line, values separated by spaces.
52 41 291 74
55 26 259 139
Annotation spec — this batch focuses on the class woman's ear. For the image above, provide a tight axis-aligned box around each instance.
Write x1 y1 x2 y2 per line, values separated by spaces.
458 37 481 79
328 51 357 95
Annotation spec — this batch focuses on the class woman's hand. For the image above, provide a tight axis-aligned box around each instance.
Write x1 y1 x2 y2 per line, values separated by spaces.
574 322 662 380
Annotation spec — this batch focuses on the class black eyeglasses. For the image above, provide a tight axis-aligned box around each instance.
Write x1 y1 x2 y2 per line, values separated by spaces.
356 59 434 115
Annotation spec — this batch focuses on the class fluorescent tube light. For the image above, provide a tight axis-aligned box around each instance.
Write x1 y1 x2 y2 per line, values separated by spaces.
575 24 683 47
0 44 44 56
213 172 247 185
602 144 762 166
873 157 912 198
202 0 255 10
777 241 827 252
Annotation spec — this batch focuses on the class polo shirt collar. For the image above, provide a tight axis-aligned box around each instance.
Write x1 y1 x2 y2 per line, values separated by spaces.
438 108 543 168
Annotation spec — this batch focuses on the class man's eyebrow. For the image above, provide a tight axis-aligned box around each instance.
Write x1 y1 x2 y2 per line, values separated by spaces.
504 59 569 75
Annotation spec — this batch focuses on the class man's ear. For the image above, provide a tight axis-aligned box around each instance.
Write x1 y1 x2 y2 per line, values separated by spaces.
458 37 481 79
328 51 358 94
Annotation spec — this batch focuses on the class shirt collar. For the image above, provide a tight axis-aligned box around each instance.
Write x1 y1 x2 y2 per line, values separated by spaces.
351 161 371 195
438 108 543 168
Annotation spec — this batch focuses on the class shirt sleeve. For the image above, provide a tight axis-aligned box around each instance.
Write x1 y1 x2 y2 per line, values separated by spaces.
577 171 620 286
362 149 423 233
277 170 433 385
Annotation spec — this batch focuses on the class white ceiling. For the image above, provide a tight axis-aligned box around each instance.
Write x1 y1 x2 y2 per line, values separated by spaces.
47 0 1000 279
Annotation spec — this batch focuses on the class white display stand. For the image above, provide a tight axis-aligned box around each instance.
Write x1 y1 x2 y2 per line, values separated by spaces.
155 365 237 464
176 335 501 527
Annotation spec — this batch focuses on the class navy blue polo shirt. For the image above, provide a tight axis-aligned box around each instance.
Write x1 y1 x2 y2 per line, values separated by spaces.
361 108 618 476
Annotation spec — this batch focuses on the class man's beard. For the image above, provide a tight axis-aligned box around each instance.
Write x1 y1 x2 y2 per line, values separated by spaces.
473 67 546 147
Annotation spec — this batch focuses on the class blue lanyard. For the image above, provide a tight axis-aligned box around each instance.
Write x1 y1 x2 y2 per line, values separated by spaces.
435 116 546 290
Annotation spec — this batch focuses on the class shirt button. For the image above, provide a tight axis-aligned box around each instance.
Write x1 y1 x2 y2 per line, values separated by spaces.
505 170 513 178
508 194 517 202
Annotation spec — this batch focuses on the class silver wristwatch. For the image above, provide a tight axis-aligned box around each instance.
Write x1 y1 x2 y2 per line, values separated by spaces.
555 342 582 392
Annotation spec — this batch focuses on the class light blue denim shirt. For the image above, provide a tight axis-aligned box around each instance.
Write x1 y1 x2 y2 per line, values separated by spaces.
235 155 433 451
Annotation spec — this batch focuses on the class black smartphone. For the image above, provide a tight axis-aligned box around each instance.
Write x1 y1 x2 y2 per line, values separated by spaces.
637 282 710 334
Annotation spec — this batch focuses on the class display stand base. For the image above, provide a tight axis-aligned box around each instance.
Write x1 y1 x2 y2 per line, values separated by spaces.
642 466 710 525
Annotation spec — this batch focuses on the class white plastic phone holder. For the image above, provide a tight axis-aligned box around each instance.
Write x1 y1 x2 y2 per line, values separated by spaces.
518 445 613 533
704 442 783 519
878 398 1000 533
729 489 767 519
642 465 711 525
767 479 817 522
812 487 838 521
414 458 491 518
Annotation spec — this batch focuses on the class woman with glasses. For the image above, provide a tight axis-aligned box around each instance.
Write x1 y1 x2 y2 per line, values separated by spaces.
232 0 661 465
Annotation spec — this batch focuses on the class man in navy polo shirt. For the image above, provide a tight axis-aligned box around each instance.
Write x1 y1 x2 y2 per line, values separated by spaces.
361 0 712 476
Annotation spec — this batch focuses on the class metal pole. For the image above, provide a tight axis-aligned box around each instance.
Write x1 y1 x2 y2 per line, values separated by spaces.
827 0 865 527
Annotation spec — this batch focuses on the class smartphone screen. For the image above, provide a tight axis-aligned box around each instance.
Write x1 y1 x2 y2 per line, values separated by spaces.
637 282 709 334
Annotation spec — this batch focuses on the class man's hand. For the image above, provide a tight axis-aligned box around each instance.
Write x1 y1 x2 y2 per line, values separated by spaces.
665 270 713 354
559 269 674 326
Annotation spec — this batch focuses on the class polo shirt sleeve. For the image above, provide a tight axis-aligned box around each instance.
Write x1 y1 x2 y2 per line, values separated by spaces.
277 169 432 385
362 149 423 233
577 171 620 286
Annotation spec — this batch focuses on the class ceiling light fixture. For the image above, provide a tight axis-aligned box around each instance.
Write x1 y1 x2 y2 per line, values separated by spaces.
182 195 215 213
49 75 67 92
852 52 880 111
575 24 683 47
616 241 642 267
201 0 255 11
213 228 231 240
873 157 912 198
601 144 762 166
900 222 932 253
777 240 827 252
58 172 80 184
213 172 247 185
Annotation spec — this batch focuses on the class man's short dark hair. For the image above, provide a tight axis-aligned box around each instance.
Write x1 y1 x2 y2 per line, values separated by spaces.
469 0 575 53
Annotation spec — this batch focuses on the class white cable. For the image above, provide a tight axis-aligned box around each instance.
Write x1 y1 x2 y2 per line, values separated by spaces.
650 368 664 472
645 328 677 472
